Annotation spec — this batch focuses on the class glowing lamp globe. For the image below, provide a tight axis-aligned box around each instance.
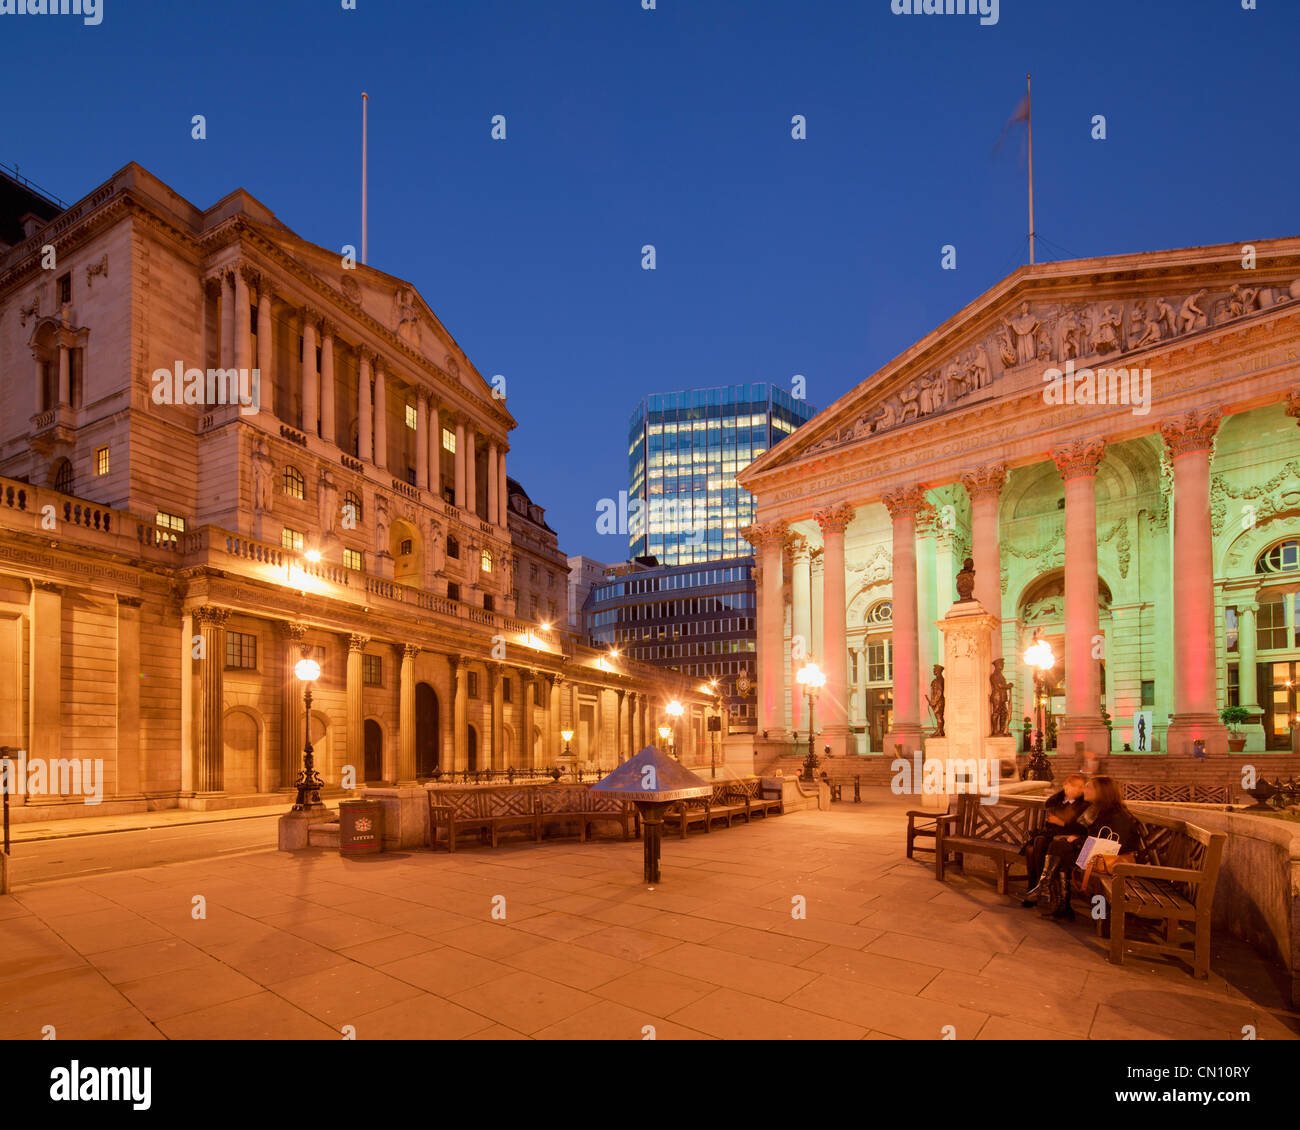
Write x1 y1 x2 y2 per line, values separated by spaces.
294 658 321 682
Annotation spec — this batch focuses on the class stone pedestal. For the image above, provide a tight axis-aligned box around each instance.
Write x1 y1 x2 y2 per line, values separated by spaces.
362 786 429 849
277 809 334 851
920 599 1003 811
0 850 10 894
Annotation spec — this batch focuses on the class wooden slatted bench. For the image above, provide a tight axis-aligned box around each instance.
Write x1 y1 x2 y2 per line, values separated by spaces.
426 786 540 852
536 785 638 842
1086 811 1226 979
734 776 784 819
934 793 1047 894
664 777 782 837
906 803 955 860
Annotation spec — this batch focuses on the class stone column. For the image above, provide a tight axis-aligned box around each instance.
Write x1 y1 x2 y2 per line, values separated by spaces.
234 267 253 377
522 669 536 768
358 347 374 462
454 421 467 509
373 360 387 469
1052 438 1110 753
466 425 478 517
491 663 505 770
319 320 336 444
452 655 468 773
815 502 855 757
257 282 274 420
743 520 788 738
882 487 930 755
1161 408 1229 754
1238 601 1260 713
415 392 430 491
488 441 499 524
962 463 1007 658
618 690 629 760
428 401 441 497
548 674 563 765
116 597 143 797
790 536 812 736
347 633 368 783
299 307 318 435
280 623 308 788
220 269 235 369
29 583 63 776
193 606 229 794
398 644 419 782
498 449 509 529
915 516 937 731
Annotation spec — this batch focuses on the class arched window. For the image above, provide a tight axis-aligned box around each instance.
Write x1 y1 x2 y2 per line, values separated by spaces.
342 490 363 524
283 466 305 499
1256 540 1299 575
481 549 493 573
52 458 73 495
867 601 893 625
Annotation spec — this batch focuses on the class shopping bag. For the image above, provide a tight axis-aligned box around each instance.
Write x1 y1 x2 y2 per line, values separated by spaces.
1074 825 1121 869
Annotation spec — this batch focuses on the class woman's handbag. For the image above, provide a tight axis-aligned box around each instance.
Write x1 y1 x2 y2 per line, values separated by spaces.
1075 825 1122 869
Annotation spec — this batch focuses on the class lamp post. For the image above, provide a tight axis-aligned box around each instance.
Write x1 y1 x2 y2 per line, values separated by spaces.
1023 633 1055 782
796 662 826 783
657 724 671 756
702 679 721 778
291 656 325 810
665 699 683 760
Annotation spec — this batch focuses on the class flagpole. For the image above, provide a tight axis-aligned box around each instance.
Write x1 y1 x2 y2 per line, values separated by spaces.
1026 74 1035 265
361 92 369 266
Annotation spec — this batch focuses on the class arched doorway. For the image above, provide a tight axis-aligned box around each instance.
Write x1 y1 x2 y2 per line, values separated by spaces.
467 724 479 772
390 519 422 587
364 718 384 781
415 682 439 776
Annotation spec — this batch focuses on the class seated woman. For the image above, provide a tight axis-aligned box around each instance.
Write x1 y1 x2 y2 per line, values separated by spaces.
1020 773 1089 907
1040 775 1140 920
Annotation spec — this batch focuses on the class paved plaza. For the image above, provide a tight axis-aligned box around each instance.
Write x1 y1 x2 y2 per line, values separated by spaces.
1 797 1297 1041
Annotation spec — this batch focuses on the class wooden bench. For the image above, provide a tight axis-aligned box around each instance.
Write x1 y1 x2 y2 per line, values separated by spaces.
536 785 638 843
1086 812 1226 979
906 803 955 860
664 778 780 837
934 794 1046 894
733 776 784 819
1121 783 1230 804
427 786 540 852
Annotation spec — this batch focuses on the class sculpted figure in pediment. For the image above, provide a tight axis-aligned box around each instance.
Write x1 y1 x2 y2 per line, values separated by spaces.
945 357 968 400
873 400 901 432
1154 297 1178 340
1226 283 1259 320
996 325 1018 368
971 342 991 390
898 382 921 422
918 376 937 416
1004 302 1040 365
1092 305 1122 354
1131 301 1162 350
1178 288 1208 334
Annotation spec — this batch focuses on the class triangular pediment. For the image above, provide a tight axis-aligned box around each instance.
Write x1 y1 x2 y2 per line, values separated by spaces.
747 238 1300 478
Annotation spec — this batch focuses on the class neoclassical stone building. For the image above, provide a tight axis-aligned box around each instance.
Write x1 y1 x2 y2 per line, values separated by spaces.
0 163 707 820
740 238 1300 777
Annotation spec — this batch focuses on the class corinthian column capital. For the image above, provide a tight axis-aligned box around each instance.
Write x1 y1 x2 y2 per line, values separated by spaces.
881 485 930 521
1159 407 1222 460
741 519 789 550
1051 437 1106 480
814 501 855 536
961 463 1007 501
348 633 370 653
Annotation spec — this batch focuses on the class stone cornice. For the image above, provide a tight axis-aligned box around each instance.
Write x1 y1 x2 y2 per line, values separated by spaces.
1159 406 1223 459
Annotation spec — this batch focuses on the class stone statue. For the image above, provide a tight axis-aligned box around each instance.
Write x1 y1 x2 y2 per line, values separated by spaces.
899 382 921 421
1154 297 1178 341
1132 305 1163 350
428 517 446 574
1093 305 1122 354
931 372 947 410
997 326 1018 369
928 665 946 738
872 401 900 431
251 437 274 514
1178 288 1207 334
1227 283 1258 320
955 557 976 602
971 342 990 390
1004 302 1040 365
1058 309 1080 360
989 658 1011 736
374 494 390 554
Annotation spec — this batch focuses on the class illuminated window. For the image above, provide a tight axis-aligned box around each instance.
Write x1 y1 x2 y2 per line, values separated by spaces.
156 512 186 533
282 528 304 551
342 490 362 524
225 631 257 670
343 548 363 571
405 403 417 430
284 466 305 499
442 428 456 453
95 446 110 476
481 549 493 573
399 538 413 556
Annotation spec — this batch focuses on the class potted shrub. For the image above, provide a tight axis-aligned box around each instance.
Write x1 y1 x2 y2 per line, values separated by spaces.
1021 715 1033 753
1220 705 1250 753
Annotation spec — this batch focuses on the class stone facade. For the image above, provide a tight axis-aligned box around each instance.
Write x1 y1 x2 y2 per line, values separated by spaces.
0 163 707 821
740 239 1300 778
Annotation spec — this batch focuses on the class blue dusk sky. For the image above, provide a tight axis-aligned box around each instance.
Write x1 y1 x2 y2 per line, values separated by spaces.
4 0 1298 560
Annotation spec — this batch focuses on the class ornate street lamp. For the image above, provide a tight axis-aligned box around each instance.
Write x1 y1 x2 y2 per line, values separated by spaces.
291 656 325 810
665 699 683 759
701 678 722 778
796 662 826 782
657 724 672 755
1023 632 1055 782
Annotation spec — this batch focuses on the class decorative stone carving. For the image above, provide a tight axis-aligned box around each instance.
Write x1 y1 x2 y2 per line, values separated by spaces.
349 633 371 653
238 263 261 290
394 288 422 345
849 543 892 585
340 275 361 303
251 437 274 514
193 606 231 627
1160 406 1222 459
961 463 1006 501
1004 302 1040 365
1210 459 1300 537
1178 288 1208 334
374 493 390 553
19 295 39 326
741 519 789 549
954 557 976 602
318 470 339 536
1091 305 1122 354
84 254 108 287
1051 437 1106 480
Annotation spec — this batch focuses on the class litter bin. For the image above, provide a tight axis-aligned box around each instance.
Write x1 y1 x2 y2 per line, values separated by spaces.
338 799 385 855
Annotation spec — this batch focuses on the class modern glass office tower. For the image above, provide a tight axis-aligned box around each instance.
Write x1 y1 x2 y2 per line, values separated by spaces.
628 384 816 565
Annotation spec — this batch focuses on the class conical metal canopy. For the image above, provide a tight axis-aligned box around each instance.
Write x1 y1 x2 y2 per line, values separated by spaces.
590 746 711 803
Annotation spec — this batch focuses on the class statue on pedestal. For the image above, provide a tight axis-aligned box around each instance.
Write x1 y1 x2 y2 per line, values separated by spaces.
955 557 976 603
989 658 1011 736
928 664 946 738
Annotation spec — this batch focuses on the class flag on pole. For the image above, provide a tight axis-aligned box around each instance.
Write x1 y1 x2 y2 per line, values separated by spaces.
993 90 1030 157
